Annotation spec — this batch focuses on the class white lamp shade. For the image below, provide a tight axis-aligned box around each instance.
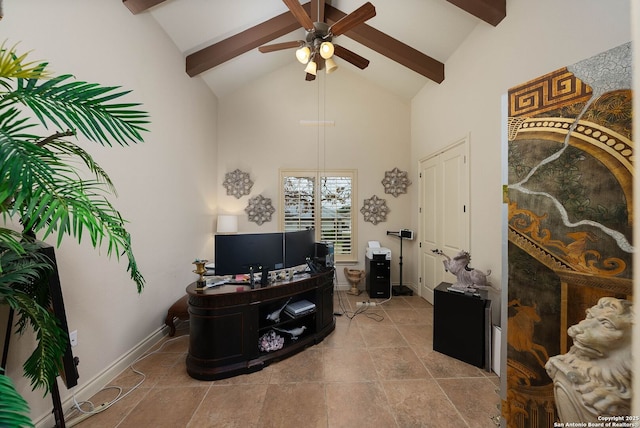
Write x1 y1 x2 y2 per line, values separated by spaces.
295 46 310 64
325 57 338 74
304 59 317 75
216 215 238 234
319 42 334 59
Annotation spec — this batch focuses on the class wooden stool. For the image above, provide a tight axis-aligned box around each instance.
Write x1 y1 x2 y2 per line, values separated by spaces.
165 294 189 336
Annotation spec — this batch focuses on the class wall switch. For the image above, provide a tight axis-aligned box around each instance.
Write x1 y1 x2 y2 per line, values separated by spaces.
69 330 78 347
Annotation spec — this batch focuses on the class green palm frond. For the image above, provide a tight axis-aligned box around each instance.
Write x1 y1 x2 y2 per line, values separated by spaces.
0 39 149 411
0 372 34 428
0 40 49 81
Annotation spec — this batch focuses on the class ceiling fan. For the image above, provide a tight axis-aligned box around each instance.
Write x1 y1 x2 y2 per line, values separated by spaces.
258 0 376 81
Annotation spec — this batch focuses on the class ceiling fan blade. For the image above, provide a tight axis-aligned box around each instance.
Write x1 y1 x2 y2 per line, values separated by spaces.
282 0 314 30
333 45 369 70
329 2 376 36
258 41 303 53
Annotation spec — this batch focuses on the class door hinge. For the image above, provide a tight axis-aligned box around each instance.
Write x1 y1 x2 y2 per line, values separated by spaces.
419 172 422 178
419 242 422 248
419 277 422 283
419 207 422 213
463 205 466 213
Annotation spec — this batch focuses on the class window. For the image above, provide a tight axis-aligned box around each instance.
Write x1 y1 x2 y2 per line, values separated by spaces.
280 169 357 262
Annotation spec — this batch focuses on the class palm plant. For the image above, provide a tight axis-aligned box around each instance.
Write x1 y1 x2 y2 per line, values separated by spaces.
0 40 149 425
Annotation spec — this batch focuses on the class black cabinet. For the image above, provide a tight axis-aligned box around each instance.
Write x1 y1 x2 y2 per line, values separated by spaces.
365 256 391 298
433 282 491 370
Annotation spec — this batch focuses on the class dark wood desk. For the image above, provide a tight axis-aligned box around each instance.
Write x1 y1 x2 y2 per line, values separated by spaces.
186 269 335 380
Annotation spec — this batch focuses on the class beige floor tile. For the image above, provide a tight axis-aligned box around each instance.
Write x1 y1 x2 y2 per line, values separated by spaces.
187 383 268 427
72 386 149 427
257 383 327 428
359 324 409 348
395 323 433 348
414 347 486 378
117 385 209 428
325 381 397 428
369 347 430 380
382 378 468 427
323 347 378 382
437 377 501 428
269 347 324 383
320 315 366 348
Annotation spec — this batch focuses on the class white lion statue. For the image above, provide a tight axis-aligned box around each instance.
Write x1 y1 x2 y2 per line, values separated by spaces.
545 297 633 423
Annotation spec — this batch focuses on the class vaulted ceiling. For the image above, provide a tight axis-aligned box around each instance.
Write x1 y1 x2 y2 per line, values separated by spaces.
123 0 505 100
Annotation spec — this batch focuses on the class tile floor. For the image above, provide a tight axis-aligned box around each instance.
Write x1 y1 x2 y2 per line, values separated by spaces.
70 291 501 427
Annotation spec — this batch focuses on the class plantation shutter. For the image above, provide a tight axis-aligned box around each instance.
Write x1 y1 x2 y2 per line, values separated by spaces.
283 175 315 232
320 175 352 257
280 170 357 262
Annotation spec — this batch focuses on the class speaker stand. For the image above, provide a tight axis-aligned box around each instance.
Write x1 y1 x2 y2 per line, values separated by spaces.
387 231 413 296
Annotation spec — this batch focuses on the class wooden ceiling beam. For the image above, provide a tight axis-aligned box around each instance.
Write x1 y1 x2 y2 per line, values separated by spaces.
122 0 167 14
446 0 506 26
324 4 444 83
186 10 301 77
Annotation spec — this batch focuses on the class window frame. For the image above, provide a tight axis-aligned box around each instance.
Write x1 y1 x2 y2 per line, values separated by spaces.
279 169 358 263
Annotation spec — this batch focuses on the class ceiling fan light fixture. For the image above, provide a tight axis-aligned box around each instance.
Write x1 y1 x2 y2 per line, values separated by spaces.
296 46 311 64
304 58 317 76
325 57 338 74
319 41 334 59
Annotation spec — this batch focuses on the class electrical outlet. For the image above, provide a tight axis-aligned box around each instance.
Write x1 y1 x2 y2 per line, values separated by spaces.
69 330 78 347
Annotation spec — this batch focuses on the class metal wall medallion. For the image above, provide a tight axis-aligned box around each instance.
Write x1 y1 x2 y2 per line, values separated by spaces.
382 167 411 197
245 195 276 225
223 169 253 199
360 195 389 225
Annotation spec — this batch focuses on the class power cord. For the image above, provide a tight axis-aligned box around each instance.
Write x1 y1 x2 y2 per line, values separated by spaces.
64 323 189 427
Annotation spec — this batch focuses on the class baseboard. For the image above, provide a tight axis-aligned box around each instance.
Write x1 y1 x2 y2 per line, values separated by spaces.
34 325 169 428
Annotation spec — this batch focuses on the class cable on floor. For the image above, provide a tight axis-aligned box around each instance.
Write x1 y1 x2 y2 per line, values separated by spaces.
64 328 189 427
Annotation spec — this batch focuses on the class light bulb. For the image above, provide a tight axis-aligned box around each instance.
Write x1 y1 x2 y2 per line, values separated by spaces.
319 42 334 59
295 46 310 64
325 57 338 74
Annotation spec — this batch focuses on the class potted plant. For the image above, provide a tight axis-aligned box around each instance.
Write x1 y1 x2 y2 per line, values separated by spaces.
0 40 148 426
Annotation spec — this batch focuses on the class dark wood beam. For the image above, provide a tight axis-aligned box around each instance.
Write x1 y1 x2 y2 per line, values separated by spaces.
325 4 444 83
122 0 167 15
186 10 301 77
446 0 506 26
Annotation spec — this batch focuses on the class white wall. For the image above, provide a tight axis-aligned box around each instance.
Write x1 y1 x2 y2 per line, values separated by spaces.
217 62 413 285
411 0 632 308
0 1 218 423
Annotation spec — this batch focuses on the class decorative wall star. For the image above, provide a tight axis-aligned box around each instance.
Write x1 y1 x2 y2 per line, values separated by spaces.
223 169 253 199
360 195 389 225
382 167 411 197
245 195 276 225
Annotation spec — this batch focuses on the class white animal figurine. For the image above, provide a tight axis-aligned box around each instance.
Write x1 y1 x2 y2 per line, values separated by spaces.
273 325 307 341
266 297 291 323
432 249 491 292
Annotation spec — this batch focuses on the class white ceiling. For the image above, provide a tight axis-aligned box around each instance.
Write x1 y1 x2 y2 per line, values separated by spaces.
146 0 482 100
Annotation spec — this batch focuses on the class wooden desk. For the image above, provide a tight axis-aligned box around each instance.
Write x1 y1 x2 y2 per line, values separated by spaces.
186 269 335 380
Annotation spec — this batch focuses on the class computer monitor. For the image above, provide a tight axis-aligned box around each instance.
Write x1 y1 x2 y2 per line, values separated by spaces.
284 229 316 268
214 232 285 276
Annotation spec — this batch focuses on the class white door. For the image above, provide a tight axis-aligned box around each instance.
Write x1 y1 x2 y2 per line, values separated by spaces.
419 138 470 303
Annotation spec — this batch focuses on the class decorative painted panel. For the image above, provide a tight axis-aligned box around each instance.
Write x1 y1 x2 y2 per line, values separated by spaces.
504 43 633 428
